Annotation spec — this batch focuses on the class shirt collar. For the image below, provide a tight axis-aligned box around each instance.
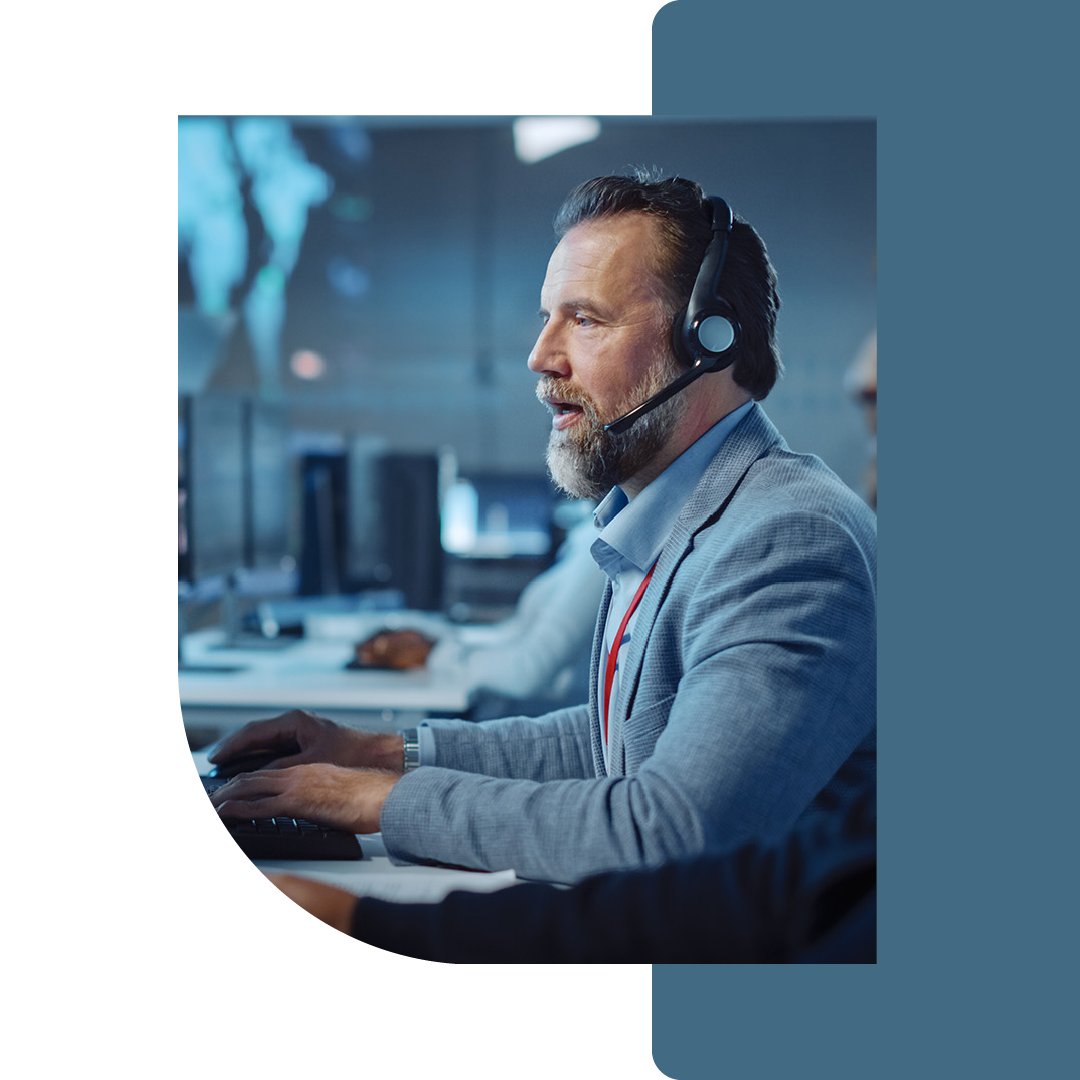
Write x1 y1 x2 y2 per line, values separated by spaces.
591 400 754 575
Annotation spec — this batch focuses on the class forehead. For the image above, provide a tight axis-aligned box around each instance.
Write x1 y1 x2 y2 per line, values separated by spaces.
541 213 667 307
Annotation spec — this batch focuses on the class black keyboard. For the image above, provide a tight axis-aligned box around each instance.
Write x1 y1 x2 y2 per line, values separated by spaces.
218 812 362 864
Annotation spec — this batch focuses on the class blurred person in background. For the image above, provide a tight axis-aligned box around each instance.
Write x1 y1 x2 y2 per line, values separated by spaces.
355 513 606 717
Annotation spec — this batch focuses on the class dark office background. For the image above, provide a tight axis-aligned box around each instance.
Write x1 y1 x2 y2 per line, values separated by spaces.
179 115 876 593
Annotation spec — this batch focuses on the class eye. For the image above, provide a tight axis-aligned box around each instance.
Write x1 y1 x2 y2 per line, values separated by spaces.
574 313 595 327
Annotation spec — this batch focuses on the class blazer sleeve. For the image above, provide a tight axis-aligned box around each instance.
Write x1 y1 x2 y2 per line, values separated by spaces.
379 505 876 884
417 704 596 783
354 785 876 963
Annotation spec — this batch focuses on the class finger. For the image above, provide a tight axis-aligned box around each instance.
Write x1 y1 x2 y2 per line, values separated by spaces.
209 712 307 763
206 768 289 812
208 770 287 807
215 795 289 819
256 751 309 771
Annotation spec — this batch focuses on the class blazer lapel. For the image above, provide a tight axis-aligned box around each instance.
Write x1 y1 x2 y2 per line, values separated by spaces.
608 404 785 767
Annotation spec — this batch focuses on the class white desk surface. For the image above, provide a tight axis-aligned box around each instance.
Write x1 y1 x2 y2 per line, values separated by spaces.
179 627 471 713
254 850 520 904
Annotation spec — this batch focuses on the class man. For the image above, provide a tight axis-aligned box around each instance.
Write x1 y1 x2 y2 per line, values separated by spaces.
211 171 877 885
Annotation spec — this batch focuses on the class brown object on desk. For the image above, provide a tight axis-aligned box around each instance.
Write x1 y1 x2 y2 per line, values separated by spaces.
354 629 436 670
0 881 345 967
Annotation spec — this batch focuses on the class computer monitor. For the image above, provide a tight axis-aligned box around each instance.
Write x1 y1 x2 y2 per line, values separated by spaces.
441 472 557 559
179 398 190 582
180 393 296 584
181 394 300 660
245 399 294 573
298 451 349 596
376 452 444 611
181 393 247 587
345 442 444 610
345 436 388 591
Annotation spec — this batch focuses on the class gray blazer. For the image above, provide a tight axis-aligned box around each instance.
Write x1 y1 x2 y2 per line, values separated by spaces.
380 405 877 884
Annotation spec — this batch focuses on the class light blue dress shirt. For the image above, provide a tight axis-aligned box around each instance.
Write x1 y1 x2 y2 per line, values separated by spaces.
592 401 753 770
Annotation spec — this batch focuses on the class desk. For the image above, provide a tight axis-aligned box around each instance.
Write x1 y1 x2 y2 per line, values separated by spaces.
250 841 520 904
180 627 471 738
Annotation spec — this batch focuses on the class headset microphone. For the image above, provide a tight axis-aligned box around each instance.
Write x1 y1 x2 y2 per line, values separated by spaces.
604 196 741 436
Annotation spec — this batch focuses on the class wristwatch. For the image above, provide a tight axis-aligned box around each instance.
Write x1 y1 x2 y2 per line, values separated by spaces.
402 728 421 773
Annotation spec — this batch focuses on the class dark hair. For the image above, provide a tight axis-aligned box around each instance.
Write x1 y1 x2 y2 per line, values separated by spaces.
553 169 782 399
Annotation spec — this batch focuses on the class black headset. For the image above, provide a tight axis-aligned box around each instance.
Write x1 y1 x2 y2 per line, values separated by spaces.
605 195 741 435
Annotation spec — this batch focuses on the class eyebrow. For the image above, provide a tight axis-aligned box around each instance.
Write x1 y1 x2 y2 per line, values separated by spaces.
538 299 612 320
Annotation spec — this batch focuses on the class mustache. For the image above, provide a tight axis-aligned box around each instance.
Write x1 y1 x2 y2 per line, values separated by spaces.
534 379 598 416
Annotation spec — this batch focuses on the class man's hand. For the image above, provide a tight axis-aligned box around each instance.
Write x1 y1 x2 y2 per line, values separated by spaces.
209 709 405 774
356 629 435 670
211 763 399 834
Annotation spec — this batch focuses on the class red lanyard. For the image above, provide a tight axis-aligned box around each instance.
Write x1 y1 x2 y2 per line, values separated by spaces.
603 561 657 743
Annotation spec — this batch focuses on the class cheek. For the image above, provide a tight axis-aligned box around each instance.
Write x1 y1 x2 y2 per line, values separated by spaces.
602 337 660 395
575 323 667 405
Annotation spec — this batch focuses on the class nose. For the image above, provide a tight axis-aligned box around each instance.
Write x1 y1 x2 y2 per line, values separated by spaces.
527 319 570 377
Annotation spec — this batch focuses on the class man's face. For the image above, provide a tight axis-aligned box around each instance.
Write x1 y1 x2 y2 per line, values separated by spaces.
528 213 685 499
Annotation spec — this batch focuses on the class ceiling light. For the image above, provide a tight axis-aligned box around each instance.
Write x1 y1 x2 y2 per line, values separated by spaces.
513 117 601 164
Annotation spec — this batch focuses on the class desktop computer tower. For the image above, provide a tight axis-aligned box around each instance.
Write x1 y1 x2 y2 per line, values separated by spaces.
303 447 444 611
298 452 349 596
374 452 444 611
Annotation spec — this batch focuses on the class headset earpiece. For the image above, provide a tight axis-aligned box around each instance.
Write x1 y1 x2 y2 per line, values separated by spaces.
673 196 741 371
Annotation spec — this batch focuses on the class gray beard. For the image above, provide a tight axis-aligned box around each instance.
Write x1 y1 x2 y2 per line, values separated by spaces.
543 363 688 500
